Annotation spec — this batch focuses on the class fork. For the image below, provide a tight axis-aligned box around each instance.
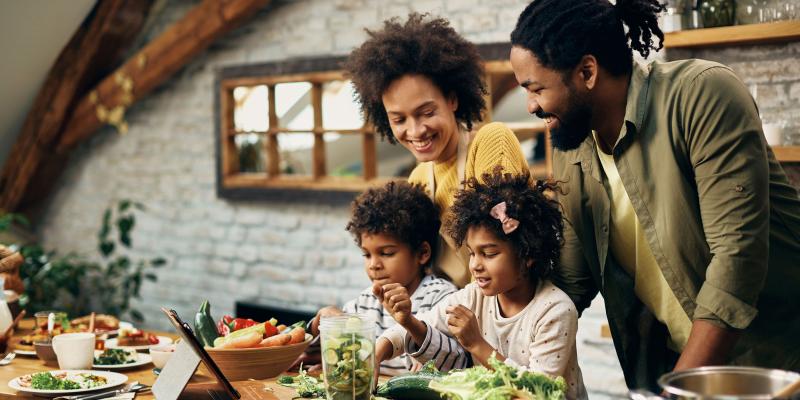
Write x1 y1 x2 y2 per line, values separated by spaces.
0 352 15 366
53 382 148 400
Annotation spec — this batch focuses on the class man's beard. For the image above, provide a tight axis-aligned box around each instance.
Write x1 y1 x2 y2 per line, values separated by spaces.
537 87 592 151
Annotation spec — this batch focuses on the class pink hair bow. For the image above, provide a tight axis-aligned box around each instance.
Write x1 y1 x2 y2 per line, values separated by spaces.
490 201 519 234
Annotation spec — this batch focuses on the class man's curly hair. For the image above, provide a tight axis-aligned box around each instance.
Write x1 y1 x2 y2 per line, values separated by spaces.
347 181 441 270
344 13 487 144
446 168 563 281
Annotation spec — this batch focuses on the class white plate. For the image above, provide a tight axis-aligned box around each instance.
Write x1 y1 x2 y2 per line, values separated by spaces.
105 335 173 351
13 349 36 356
8 370 128 396
92 350 152 369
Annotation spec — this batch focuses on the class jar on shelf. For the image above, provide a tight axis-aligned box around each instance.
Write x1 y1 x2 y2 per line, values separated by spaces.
699 0 736 27
736 0 763 24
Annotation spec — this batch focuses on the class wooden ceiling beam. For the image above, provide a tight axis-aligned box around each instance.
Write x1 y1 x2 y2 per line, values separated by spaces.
0 0 155 213
57 0 270 152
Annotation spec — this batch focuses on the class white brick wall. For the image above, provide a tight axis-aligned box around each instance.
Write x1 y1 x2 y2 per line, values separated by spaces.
35 0 799 397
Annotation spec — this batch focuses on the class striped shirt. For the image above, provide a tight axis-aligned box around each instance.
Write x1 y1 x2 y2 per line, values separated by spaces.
341 274 457 375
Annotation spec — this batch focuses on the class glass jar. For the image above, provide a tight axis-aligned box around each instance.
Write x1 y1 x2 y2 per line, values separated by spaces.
736 0 763 24
699 0 736 27
319 314 375 400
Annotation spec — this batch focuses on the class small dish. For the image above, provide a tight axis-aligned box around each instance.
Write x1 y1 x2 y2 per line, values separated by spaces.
148 344 175 369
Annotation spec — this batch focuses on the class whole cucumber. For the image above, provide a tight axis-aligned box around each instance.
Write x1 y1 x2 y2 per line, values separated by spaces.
375 373 441 400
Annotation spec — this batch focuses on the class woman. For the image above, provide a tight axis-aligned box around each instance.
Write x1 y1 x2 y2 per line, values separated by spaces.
345 13 529 287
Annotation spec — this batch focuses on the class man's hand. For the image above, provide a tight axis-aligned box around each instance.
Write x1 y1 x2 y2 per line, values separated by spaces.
446 305 485 352
674 320 741 371
373 283 413 326
310 306 344 336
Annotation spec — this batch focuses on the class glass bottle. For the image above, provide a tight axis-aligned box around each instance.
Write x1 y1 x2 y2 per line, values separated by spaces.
736 0 763 24
699 0 736 27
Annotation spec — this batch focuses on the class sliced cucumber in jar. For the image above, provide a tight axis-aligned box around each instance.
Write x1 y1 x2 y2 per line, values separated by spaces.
357 349 371 361
323 348 339 365
359 338 373 353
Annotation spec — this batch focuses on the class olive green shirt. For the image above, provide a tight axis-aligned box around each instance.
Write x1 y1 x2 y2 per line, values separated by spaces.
552 59 800 389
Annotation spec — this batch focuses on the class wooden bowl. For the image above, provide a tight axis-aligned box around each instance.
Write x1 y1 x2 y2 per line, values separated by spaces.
205 334 313 381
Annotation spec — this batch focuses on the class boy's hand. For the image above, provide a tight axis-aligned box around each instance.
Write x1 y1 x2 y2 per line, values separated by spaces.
373 283 412 326
374 337 393 384
311 306 344 336
446 305 485 353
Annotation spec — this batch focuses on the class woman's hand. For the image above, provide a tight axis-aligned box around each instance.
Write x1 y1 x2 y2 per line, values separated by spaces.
310 306 343 336
446 305 485 353
373 283 413 326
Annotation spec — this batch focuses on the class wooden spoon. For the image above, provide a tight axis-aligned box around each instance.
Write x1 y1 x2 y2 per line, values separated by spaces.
774 378 800 399
88 312 96 334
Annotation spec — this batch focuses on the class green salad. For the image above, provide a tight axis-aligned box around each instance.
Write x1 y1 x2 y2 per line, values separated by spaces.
94 348 136 365
28 372 107 390
321 317 374 400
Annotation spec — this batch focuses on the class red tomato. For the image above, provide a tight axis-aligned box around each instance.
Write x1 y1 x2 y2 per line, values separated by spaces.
148 334 160 345
263 322 279 338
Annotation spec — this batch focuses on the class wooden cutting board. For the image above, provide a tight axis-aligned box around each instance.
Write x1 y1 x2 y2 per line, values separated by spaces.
181 379 311 399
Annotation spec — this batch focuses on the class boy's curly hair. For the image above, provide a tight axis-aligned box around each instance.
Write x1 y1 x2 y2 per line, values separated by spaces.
347 181 441 269
344 12 487 144
446 168 563 281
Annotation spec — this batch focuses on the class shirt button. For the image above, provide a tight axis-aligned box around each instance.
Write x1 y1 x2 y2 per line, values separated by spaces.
602 225 608 233
735 185 744 192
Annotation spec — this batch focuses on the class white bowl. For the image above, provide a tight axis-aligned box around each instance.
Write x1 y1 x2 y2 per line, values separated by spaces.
148 343 176 369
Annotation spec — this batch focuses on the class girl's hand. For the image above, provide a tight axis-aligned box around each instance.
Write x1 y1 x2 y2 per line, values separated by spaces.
373 283 413 326
311 306 343 336
446 305 485 353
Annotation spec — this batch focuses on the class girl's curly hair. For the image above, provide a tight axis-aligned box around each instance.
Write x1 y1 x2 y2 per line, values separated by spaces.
446 168 564 281
344 12 487 144
347 181 441 270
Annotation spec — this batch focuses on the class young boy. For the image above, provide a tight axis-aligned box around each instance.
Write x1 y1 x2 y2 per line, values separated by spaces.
307 181 459 375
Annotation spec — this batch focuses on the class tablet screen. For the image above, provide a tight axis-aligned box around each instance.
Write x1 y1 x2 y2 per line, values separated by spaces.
161 307 241 399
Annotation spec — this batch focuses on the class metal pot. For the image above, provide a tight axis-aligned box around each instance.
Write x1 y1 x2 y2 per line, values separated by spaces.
629 366 800 400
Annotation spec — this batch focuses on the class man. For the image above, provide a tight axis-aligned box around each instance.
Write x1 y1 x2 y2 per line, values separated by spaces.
509 0 800 391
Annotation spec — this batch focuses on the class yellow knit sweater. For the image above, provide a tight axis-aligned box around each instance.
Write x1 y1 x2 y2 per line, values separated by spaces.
408 122 529 286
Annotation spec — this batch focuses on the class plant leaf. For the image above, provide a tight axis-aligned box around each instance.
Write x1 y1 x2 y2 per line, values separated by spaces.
129 309 144 322
99 241 115 257
119 200 131 212
144 273 157 282
151 258 166 267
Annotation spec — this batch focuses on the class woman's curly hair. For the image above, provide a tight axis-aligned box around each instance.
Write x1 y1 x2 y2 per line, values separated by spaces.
446 168 564 281
347 181 441 269
344 12 487 144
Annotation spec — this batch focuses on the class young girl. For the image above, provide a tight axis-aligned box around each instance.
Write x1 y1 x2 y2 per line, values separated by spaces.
375 169 587 399
307 181 459 375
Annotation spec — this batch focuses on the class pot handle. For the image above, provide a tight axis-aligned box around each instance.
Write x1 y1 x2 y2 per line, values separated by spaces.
628 389 668 400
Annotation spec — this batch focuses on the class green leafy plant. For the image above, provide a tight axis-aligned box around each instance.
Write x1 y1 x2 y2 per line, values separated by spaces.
0 200 165 321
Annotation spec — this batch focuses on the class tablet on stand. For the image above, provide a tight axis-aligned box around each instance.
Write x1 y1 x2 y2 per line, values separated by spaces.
153 307 241 400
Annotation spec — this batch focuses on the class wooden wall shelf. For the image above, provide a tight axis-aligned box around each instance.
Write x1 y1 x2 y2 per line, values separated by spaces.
664 20 800 48
773 146 800 162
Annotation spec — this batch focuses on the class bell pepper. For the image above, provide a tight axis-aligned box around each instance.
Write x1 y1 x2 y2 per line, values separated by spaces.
193 300 220 347
217 315 234 336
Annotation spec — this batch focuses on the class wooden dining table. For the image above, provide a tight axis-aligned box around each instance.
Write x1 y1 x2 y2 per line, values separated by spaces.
0 319 311 400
